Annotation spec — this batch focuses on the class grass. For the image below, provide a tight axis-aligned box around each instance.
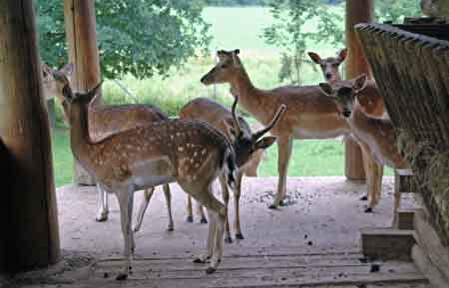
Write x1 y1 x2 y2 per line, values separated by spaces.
51 5 394 188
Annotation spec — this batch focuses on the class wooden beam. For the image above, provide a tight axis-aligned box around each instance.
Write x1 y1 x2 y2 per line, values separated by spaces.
361 228 415 261
64 0 102 185
0 0 60 272
344 0 374 180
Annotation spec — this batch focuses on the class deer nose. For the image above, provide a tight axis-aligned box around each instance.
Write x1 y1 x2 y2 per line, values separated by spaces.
325 73 332 80
342 109 351 117
200 75 207 84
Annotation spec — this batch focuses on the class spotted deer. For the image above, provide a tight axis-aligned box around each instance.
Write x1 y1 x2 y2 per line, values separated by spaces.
134 97 285 243
61 82 236 279
201 49 353 209
319 74 409 212
308 50 389 211
42 64 173 229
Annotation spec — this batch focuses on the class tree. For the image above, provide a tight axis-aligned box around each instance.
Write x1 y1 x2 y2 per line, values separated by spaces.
36 0 211 79
263 0 344 84
376 0 421 23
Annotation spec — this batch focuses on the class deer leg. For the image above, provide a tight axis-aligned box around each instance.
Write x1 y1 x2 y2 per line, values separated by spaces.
373 162 384 207
270 136 293 209
96 183 109 221
197 202 208 224
193 208 216 264
209 207 225 274
219 173 232 243
133 187 155 232
360 146 375 212
115 187 135 281
186 195 194 223
163 184 174 232
234 171 244 240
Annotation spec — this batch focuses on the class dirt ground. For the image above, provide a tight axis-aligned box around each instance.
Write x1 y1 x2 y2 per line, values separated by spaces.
1 176 424 287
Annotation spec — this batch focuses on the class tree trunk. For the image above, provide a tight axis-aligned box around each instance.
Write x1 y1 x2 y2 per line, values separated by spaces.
64 0 103 185
344 0 374 180
0 0 60 272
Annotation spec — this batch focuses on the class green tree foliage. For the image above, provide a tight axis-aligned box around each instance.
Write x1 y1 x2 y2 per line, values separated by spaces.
263 0 344 84
36 0 211 79
375 0 422 23
205 0 270 6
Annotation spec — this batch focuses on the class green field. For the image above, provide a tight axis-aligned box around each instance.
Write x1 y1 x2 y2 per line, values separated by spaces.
51 6 393 188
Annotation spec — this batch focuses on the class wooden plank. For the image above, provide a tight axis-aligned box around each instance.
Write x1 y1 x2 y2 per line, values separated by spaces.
393 209 416 230
344 0 374 180
361 228 415 261
394 169 416 194
64 0 102 185
413 209 449 285
0 0 60 272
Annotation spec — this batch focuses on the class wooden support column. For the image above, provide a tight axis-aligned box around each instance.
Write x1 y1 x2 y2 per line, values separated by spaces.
0 0 60 272
64 0 102 185
344 0 374 180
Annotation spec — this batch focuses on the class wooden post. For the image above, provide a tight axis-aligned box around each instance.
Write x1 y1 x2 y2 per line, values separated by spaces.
344 0 374 180
0 0 60 272
64 0 102 185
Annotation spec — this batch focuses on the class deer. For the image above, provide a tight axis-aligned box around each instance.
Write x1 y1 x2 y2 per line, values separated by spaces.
133 97 286 243
308 49 394 211
319 74 409 213
42 64 174 230
60 82 237 280
201 49 355 209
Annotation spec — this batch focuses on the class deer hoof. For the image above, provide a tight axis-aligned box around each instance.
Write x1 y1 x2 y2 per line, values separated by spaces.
224 236 233 244
200 218 208 224
193 258 206 264
96 213 108 222
186 216 193 223
235 233 244 240
268 204 278 210
279 200 286 206
364 207 373 213
167 226 174 232
205 267 216 274
115 273 128 281
360 196 368 201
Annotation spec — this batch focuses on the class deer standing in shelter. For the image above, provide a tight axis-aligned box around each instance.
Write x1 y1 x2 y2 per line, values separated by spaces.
61 82 237 280
201 49 356 209
42 64 174 229
308 50 390 212
319 74 409 212
133 97 286 242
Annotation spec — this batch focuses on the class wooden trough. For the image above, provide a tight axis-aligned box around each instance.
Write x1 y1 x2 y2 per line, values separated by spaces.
355 23 449 285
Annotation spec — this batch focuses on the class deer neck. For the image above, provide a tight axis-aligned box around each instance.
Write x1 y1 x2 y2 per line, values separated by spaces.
229 67 267 121
346 100 375 140
69 102 96 159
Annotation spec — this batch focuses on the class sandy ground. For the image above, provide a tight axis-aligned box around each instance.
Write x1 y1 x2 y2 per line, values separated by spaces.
1 176 422 287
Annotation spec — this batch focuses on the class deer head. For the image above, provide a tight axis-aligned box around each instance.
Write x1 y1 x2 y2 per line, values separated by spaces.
61 81 103 125
225 96 286 167
41 63 74 103
319 74 368 118
201 49 242 85
308 49 347 84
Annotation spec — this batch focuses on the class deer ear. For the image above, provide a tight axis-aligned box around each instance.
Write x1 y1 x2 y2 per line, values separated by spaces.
254 136 277 150
308 52 321 64
234 49 240 55
353 74 368 92
338 48 348 62
61 63 74 77
319 82 333 96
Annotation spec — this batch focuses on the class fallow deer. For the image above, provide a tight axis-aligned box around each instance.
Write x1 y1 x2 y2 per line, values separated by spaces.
133 97 286 243
43 64 174 229
61 82 236 279
201 49 352 209
319 74 409 212
308 49 386 118
308 50 389 211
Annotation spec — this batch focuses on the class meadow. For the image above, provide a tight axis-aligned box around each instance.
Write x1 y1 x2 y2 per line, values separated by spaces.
51 6 393 187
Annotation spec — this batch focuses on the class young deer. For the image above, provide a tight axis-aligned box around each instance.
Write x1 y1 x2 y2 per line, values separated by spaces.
308 50 387 211
308 49 386 118
43 64 174 229
61 82 235 279
201 49 351 209
319 74 409 212
165 97 284 243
